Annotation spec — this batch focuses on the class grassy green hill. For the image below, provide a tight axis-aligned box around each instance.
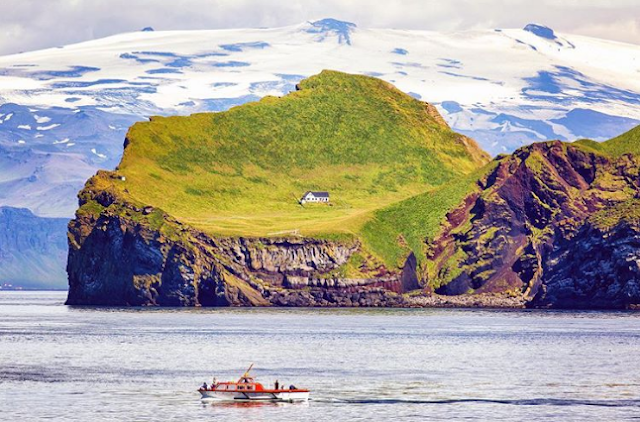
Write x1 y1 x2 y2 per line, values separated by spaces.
105 70 488 243
598 125 640 156
575 125 640 157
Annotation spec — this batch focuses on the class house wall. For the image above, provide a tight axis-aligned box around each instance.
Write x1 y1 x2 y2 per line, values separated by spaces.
302 194 329 203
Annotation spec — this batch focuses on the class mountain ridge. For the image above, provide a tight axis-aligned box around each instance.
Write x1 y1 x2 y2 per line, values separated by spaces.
0 206 68 288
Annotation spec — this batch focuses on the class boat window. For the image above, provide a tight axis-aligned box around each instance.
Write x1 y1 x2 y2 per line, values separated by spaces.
238 386 244 390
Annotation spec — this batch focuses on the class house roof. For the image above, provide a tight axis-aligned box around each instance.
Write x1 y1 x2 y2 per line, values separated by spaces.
303 191 329 197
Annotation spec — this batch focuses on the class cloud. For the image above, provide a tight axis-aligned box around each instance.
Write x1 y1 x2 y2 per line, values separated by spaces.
0 0 638 55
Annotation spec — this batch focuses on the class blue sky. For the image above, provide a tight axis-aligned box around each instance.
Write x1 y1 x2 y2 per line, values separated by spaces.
1 0 639 55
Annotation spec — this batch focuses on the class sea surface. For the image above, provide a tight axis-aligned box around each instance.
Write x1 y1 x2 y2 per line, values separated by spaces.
1 291 640 421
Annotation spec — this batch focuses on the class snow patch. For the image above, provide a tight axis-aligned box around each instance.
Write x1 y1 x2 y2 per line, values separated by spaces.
34 115 51 124
37 123 60 130
91 148 107 159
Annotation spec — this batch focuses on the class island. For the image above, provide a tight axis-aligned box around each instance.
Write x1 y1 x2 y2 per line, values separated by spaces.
66 71 640 309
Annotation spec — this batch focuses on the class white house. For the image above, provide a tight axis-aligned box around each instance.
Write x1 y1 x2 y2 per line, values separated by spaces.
300 191 330 204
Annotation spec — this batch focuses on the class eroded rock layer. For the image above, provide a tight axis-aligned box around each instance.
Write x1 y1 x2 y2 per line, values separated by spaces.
66 185 409 306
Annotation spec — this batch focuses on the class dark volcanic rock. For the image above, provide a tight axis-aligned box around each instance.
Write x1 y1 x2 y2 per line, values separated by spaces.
532 217 640 309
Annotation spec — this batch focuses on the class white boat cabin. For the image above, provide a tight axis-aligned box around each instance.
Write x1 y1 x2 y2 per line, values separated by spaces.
300 191 330 204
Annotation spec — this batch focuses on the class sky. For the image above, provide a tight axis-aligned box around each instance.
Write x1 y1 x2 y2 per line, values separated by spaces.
1 0 639 55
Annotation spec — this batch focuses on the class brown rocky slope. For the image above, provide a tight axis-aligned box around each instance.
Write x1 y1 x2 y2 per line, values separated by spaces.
427 140 640 309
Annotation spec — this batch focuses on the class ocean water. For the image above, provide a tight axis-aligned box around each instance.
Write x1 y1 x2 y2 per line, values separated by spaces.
1 291 640 421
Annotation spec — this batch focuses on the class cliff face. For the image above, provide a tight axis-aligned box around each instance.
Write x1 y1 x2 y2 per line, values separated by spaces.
533 203 640 309
427 141 640 308
66 185 407 306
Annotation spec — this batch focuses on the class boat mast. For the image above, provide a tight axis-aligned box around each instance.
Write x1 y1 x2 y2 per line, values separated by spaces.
238 363 254 382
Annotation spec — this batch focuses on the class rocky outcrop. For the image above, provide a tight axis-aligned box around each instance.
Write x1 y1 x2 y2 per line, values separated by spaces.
66 182 410 306
426 141 640 308
532 208 640 309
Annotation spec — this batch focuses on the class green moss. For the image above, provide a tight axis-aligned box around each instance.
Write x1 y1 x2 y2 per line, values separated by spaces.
573 138 605 154
589 198 640 230
429 247 467 290
525 150 547 174
78 200 105 217
337 251 377 278
478 226 500 243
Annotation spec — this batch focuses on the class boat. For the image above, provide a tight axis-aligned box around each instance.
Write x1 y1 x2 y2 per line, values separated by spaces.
198 364 310 402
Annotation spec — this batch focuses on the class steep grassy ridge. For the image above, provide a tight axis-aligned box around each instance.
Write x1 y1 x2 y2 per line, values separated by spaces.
361 165 494 267
109 70 488 238
575 125 640 156
598 125 640 156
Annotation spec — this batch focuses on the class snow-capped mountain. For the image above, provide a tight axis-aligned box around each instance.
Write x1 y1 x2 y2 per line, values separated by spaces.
1 18 639 218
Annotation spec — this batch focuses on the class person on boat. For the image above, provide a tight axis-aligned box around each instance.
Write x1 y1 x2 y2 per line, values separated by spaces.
202 382 208 390
275 380 279 390
212 377 217 386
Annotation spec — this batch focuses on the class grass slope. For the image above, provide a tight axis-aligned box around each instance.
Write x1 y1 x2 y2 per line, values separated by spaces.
114 70 488 242
575 125 640 157
599 125 640 156
361 164 495 267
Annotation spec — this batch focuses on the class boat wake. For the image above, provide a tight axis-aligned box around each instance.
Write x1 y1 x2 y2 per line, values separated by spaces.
317 398 640 408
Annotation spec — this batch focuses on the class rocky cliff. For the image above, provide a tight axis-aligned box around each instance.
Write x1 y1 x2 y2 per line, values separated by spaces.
68 138 640 308
66 180 408 306
426 141 640 308
65 196 492 307
532 200 640 308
